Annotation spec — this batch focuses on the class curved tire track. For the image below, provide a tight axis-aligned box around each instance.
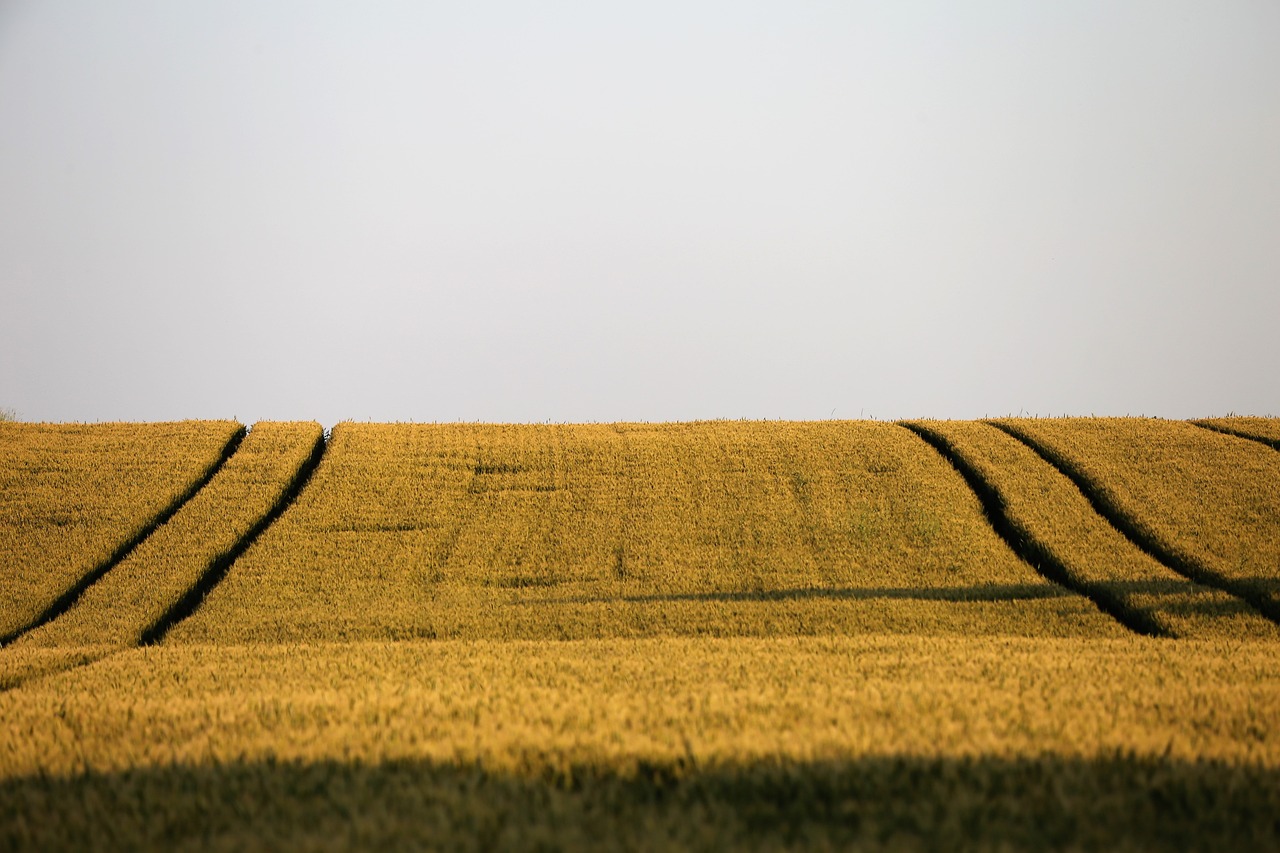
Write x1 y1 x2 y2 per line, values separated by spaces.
140 429 327 645
988 420 1280 628
900 422 1168 638
0 427 247 647
1191 421 1280 453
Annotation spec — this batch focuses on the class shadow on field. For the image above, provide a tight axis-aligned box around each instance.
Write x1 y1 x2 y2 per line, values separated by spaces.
527 582 1076 606
3 754 1278 851
523 577 1253 607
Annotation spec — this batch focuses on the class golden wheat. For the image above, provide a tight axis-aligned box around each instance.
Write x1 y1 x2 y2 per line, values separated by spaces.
0 646 110 691
911 419 1279 639
0 421 241 639
3 636 1279 849
11 422 322 649
994 418 1280 618
3 419 1280 849
1195 416 1280 448
168 421 1122 643
7 634 1280 772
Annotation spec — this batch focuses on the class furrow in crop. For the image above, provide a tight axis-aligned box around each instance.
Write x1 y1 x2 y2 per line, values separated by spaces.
900 422 1167 637
0 427 246 647
0 647 119 694
1192 420 1280 452
139 428 327 645
989 420 1280 627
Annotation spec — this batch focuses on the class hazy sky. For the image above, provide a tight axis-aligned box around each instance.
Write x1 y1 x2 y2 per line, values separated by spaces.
1 1 1277 425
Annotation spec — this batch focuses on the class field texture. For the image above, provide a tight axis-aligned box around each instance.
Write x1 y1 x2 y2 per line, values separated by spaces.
170 421 1119 643
993 418 1280 624
13 422 323 649
907 419 1279 640
0 421 242 642
4 636 1280 850
1196 416 1280 450
2 416 1279 850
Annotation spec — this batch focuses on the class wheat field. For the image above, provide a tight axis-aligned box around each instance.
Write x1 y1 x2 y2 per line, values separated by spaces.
993 417 1280 623
0 421 241 642
170 421 1119 643
2 417 1278 850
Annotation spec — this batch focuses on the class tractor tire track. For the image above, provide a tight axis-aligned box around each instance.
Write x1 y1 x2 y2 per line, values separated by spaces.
1191 420 1280 453
900 422 1168 638
139 429 327 645
988 420 1280 627
0 427 246 647
0 647 122 695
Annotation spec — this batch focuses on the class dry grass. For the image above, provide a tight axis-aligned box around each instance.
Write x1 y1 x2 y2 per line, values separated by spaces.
11 422 322 649
993 418 1280 620
168 421 1121 643
912 420 1279 640
0 421 242 640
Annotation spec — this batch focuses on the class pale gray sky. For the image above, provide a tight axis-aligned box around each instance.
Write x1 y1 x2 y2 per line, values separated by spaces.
1 1 1277 425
